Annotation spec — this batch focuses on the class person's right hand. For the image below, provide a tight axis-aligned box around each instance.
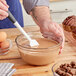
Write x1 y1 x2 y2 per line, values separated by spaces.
39 21 65 54
0 0 9 20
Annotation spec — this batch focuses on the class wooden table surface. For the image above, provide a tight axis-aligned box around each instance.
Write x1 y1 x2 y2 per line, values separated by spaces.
0 25 76 76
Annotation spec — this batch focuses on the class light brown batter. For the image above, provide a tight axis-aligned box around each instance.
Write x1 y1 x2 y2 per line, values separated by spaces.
34 38 58 48
23 38 58 48
19 38 60 65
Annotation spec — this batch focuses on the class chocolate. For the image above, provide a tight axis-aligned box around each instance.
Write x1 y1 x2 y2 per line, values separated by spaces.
70 69 76 75
63 23 72 32
67 64 72 68
62 15 76 32
71 28 76 34
65 73 71 76
62 15 76 39
55 69 65 76
70 61 76 68
55 61 76 76
62 15 76 26
72 33 76 40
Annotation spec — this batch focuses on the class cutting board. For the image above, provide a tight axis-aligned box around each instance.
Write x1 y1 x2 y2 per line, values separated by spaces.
0 25 76 76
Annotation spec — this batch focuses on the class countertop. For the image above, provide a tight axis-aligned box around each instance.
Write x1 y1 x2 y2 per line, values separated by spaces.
0 26 76 76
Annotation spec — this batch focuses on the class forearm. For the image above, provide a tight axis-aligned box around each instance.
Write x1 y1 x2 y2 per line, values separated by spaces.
30 6 52 27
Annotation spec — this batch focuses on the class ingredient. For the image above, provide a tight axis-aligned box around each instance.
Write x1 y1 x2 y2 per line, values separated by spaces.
62 15 76 40
62 15 76 32
55 61 76 76
0 40 10 49
0 32 7 42
19 38 60 65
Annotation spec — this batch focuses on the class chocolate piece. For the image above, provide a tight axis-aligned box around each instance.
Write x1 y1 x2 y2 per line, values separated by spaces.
65 73 72 76
55 68 65 76
60 64 65 68
70 69 76 75
72 33 76 40
70 61 76 68
63 66 68 72
55 61 76 76
67 64 72 68
72 27 76 34
73 66 76 69
66 67 71 73
63 24 72 32
62 72 66 76
60 64 67 68
55 68 61 74
60 68 66 72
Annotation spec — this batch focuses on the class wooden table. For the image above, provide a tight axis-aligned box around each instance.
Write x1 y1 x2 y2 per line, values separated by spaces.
0 26 76 76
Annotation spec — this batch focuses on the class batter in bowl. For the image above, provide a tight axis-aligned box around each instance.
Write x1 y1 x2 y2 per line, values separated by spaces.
18 38 60 65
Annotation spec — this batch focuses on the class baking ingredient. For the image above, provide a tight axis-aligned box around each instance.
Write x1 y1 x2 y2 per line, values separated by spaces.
0 32 7 42
19 38 60 65
0 40 10 49
62 15 76 32
62 15 76 40
55 61 76 76
24 38 58 48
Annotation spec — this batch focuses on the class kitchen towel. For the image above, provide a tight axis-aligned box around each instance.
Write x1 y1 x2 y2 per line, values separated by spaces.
0 63 16 76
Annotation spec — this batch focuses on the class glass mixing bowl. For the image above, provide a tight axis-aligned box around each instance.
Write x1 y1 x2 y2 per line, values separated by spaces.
52 58 76 76
15 31 61 65
0 39 12 55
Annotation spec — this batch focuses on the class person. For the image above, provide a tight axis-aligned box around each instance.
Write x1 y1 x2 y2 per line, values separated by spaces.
0 0 65 50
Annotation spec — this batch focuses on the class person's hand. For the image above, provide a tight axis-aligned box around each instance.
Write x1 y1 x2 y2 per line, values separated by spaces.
40 21 65 54
0 0 9 20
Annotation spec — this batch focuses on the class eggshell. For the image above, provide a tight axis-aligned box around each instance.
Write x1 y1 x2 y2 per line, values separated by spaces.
1 41 10 49
0 32 7 42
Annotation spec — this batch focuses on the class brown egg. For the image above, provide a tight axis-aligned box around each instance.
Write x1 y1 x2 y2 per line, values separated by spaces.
1 41 10 49
0 32 7 42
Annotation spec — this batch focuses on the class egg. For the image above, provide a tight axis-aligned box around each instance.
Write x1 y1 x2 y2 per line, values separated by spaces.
0 41 10 49
0 32 7 42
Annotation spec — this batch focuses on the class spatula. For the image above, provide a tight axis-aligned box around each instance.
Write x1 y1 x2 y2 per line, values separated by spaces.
7 10 39 47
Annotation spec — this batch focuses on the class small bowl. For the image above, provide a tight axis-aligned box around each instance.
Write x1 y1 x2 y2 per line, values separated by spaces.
52 58 76 76
0 39 12 55
15 31 62 65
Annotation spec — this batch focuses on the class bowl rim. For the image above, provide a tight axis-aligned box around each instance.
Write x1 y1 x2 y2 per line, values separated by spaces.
15 31 62 50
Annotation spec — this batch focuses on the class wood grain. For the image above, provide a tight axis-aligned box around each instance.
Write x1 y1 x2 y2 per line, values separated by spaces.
0 25 76 76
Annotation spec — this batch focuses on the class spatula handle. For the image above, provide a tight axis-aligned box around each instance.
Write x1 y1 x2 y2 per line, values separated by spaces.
7 10 16 23
7 10 32 41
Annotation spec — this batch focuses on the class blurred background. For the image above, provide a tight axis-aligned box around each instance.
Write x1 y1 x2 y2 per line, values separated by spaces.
20 0 76 26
